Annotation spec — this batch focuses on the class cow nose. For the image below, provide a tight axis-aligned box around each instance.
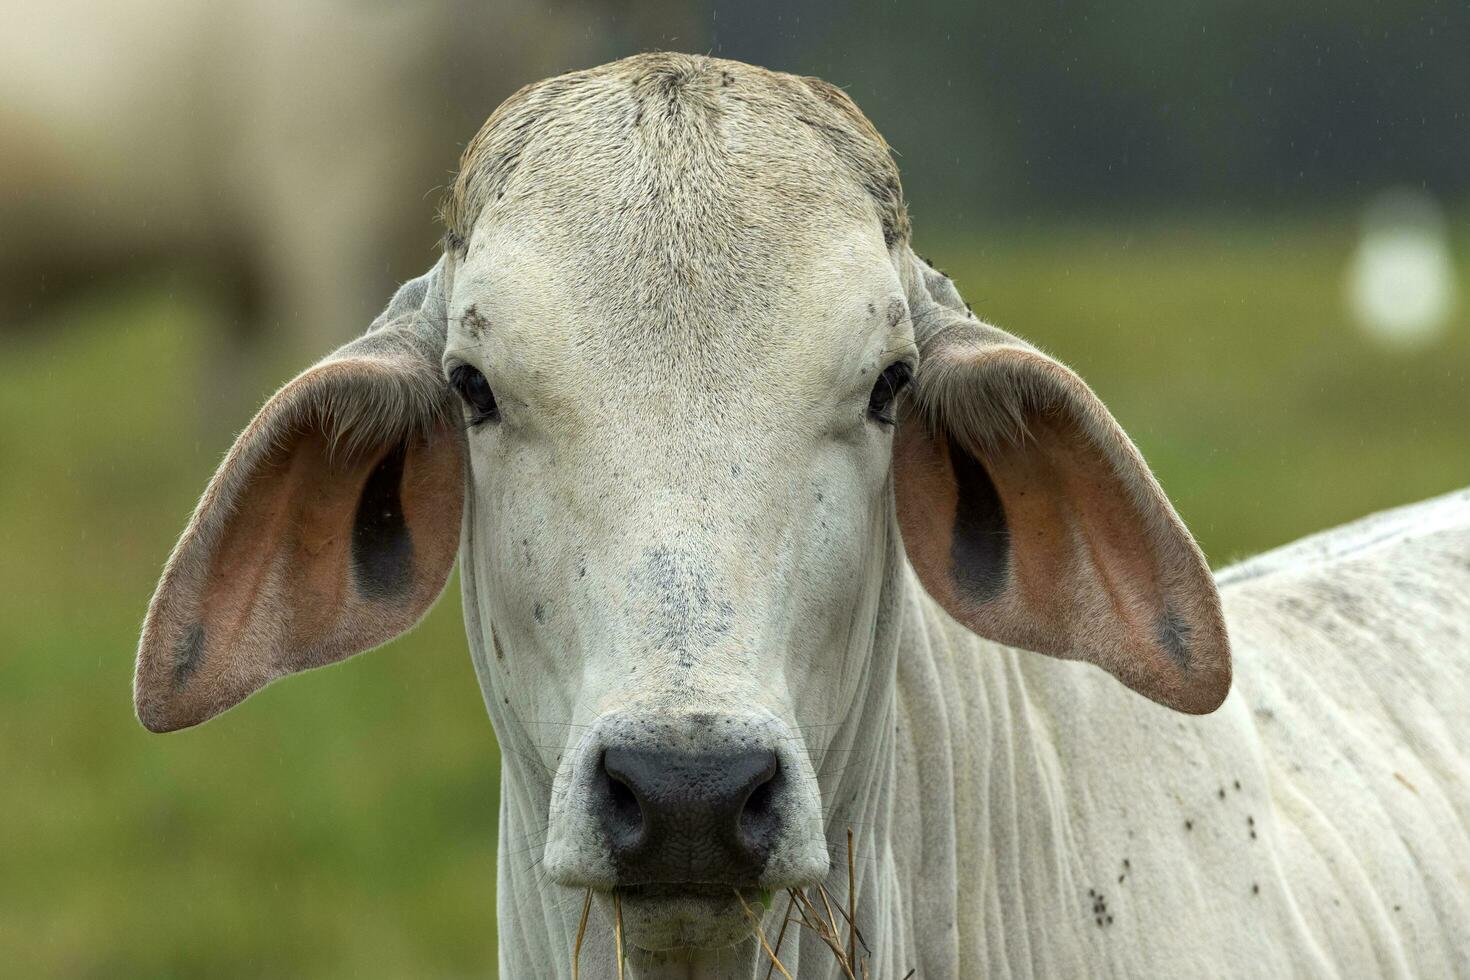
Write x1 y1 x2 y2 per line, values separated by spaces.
600 746 781 884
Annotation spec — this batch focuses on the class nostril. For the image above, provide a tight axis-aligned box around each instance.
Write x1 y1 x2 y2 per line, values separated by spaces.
602 754 645 849
744 773 774 815
737 756 780 844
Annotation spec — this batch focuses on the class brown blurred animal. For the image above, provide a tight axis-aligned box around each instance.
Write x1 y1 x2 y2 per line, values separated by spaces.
0 0 694 394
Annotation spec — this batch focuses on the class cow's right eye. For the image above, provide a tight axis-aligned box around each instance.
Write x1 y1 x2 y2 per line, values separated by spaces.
449 364 499 425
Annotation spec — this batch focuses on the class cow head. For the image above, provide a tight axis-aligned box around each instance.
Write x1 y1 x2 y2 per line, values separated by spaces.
136 54 1228 955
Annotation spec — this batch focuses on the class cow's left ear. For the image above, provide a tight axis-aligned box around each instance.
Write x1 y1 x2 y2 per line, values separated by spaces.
134 262 466 732
894 251 1230 714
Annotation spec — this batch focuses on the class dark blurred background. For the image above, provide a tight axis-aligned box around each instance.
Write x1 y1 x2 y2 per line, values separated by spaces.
3 1 1467 976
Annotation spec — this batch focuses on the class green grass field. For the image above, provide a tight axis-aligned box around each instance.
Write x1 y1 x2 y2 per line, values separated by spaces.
3 216 1467 977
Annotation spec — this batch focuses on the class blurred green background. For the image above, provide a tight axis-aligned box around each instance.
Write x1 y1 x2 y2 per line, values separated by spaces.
3 1 1467 977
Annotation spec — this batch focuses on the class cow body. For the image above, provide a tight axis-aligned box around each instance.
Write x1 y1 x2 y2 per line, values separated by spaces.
486 490 1470 979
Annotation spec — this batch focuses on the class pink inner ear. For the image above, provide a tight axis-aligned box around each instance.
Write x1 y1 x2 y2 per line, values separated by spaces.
136 418 465 732
895 387 1230 715
201 432 377 677
985 413 1170 648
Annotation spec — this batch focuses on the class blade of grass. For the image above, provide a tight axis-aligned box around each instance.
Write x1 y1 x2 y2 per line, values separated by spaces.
788 889 828 936
614 891 625 980
789 889 856 980
735 890 795 980
814 884 843 942
572 888 593 980
820 881 872 956
762 894 798 980
847 829 858 968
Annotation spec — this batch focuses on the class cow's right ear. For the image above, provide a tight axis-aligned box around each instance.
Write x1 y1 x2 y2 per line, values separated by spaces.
134 263 466 733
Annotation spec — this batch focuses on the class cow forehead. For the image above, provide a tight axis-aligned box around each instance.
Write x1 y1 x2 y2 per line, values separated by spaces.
441 55 915 436
450 217 904 382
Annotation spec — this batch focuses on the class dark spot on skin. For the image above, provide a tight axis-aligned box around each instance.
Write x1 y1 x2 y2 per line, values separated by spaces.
1123 859 1130 870
1323 583 1372 628
352 443 413 599
721 70 735 86
731 464 740 477
1156 606 1193 670
534 602 547 624
1118 874 1125 884
631 547 734 672
1219 787 1227 800
578 564 587 579
816 491 824 503
1235 780 1242 791
1275 594 1312 619
173 623 206 686
1252 884 1260 896
1185 820 1193 831
886 297 906 329
493 632 505 661
1090 890 1112 928
867 301 877 316
947 436 1010 603
462 304 489 340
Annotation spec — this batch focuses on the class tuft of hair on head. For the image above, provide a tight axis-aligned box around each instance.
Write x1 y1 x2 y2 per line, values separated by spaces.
439 53 910 252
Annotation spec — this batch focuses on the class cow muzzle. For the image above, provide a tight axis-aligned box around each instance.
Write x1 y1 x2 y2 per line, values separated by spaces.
600 744 779 884
543 710 828 949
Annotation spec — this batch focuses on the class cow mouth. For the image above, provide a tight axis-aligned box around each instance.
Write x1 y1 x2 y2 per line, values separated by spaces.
613 884 764 951
620 882 758 899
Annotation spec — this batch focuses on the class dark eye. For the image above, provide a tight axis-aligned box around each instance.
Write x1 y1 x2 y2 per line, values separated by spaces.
867 361 913 425
449 364 499 425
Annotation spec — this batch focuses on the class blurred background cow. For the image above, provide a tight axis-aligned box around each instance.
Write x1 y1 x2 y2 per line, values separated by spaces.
2 1 1466 975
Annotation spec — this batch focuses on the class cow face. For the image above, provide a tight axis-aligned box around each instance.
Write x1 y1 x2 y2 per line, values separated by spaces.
443 209 906 946
135 53 1228 957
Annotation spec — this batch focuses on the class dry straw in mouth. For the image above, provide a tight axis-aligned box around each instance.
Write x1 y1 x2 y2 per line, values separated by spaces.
572 831 915 977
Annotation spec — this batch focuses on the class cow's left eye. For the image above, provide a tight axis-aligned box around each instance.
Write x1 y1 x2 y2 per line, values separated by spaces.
449 364 499 425
867 361 913 425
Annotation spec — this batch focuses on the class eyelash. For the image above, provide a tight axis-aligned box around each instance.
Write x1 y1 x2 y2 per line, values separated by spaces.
448 364 500 426
868 361 914 425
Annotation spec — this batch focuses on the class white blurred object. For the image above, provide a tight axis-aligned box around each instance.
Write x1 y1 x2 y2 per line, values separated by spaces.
1346 187 1458 350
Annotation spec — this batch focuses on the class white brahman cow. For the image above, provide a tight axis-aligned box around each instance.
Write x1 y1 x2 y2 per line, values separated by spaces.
134 53 1470 979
